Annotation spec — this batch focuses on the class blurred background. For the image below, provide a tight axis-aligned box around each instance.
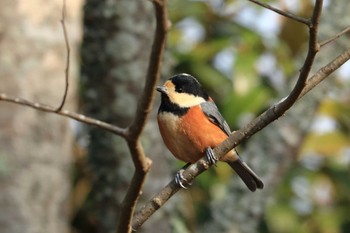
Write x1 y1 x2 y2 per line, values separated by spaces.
0 0 349 233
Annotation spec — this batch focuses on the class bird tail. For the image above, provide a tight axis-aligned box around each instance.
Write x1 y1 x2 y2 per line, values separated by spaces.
227 158 264 192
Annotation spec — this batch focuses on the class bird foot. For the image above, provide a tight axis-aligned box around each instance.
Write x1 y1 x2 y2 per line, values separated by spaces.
175 168 192 189
205 147 218 166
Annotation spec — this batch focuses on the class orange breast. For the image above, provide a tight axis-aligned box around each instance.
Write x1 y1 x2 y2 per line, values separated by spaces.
158 106 229 163
181 106 228 160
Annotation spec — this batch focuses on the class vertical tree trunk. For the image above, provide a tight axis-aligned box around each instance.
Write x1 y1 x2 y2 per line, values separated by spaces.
78 1 172 232
0 1 82 233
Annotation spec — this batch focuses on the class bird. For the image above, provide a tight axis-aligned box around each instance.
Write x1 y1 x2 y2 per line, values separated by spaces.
156 73 264 192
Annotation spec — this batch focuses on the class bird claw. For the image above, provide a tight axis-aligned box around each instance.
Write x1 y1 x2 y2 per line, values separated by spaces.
175 169 192 189
205 147 218 166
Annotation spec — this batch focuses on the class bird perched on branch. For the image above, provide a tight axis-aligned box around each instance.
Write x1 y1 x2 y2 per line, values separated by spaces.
156 73 264 192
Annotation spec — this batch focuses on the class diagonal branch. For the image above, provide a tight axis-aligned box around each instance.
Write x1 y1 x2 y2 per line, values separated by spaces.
300 47 350 97
0 93 127 137
132 45 350 232
131 0 326 229
56 0 70 112
320 25 350 48
247 0 310 25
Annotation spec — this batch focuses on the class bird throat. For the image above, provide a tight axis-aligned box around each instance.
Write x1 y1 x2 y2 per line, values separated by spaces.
158 94 189 117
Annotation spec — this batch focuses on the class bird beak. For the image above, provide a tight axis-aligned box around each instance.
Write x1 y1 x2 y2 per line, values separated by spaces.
156 86 168 94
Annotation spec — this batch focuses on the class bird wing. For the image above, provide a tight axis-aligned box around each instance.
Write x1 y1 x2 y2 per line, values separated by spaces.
201 101 264 192
200 101 231 136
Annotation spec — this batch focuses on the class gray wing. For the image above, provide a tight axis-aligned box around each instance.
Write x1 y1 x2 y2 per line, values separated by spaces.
201 101 231 136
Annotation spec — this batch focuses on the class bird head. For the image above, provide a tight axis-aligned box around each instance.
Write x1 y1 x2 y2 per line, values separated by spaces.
157 73 209 108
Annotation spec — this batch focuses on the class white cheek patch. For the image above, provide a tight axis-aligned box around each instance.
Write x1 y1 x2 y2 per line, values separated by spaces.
168 92 206 108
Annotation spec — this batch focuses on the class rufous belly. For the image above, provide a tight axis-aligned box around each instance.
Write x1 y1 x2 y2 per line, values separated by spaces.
158 106 230 163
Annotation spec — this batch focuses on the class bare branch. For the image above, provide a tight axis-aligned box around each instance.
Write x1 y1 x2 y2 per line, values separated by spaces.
247 0 310 25
300 47 350 97
56 0 70 112
117 0 169 232
320 25 350 48
0 93 127 137
132 0 328 230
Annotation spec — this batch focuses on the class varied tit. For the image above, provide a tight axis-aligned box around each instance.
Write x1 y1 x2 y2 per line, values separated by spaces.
156 73 264 192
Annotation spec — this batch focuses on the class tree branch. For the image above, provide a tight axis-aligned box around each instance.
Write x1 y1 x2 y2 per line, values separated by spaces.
132 44 350 232
300 46 350 98
247 0 310 25
319 25 350 48
56 0 70 112
131 0 334 230
117 1 169 233
0 93 127 137
277 0 322 110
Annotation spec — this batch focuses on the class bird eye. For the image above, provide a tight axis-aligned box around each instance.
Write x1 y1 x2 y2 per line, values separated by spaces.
177 87 183 93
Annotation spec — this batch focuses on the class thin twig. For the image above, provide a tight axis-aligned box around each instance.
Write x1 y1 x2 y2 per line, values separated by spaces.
0 93 127 137
117 0 169 233
300 47 350 97
56 0 70 112
320 25 350 48
131 0 325 230
247 0 310 25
